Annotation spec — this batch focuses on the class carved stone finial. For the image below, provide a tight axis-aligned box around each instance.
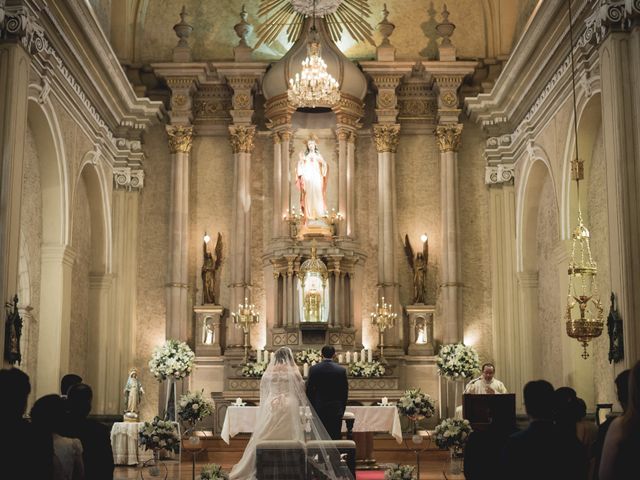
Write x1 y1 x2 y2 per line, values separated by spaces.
436 3 456 61
173 6 193 48
234 5 252 47
376 3 396 61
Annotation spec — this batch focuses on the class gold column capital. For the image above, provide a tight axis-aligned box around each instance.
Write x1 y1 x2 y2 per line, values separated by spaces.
435 123 463 153
373 124 400 153
229 125 256 153
166 125 194 154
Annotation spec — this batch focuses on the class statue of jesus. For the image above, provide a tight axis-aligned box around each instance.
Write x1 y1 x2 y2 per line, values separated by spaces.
296 134 328 221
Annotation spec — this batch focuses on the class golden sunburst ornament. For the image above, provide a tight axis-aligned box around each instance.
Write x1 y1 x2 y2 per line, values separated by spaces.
256 0 374 48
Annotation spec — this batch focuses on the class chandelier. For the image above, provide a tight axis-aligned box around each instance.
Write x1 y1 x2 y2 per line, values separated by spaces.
287 0 340 108
564 0 604 359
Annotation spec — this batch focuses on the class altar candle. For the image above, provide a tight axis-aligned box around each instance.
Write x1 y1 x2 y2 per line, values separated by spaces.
236 397 242 405
346 351 351 363
367 349 373 363
382 397 388 405
361 348 366 361
303 363 309 377
270 351 275 362
256 349 262 363
353 352 359 362
338 354 344 364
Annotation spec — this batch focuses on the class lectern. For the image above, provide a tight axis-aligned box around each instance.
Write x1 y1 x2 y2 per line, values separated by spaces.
462 394 516 431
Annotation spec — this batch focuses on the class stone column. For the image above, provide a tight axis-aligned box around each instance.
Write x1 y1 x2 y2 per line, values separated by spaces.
373 124 403 353
0 32 30 358
272 132 283 237
347 132 357 237
435 124 463 344
597 8 640 365
166 125 193 341
227 125 256 348
336 128 349 237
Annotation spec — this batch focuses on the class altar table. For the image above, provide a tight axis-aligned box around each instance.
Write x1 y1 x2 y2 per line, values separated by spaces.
110 422 154 465
221 405 402 444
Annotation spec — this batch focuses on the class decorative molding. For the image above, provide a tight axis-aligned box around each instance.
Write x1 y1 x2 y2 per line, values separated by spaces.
485 164 515 185
584 0 640 43
435 124 463 153
0 5 48 54
166 125 194 154
193 84 232 122
228 125 256 154
113 167 144 191
372 124 400 153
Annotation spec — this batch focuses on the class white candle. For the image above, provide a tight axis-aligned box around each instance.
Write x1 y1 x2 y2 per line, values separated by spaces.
236 397 242 405
361 348 366 361
354 352 359 362
270 351 275 362
382 397 388 405
338 354 344 364
367 349 373 363
256 349 262 363
346 351 351 363
303 363 309 377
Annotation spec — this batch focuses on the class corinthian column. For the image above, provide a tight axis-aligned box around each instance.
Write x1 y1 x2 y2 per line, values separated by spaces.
227 125 256 349
373 124 403 354
166 125 193 341
436 124 463 343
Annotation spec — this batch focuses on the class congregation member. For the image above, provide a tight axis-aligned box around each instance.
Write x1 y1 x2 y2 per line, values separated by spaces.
501 379 587 480
31 394 85 480
599 360 640 480
464 363 508 394
60 374 83 398
66 383 115 480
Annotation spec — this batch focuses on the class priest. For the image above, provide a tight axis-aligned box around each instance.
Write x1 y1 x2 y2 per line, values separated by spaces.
465 363 508 394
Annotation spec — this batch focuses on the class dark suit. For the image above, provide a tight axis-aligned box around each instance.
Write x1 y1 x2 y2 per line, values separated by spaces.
306 359 349 440
65 417 115 480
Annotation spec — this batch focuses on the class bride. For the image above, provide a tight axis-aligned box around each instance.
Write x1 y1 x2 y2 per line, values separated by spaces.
230 346 353 480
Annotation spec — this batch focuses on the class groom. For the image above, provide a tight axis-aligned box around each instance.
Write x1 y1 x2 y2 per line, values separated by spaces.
306 345 349 440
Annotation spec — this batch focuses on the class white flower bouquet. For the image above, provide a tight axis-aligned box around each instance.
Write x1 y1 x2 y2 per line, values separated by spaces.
384 464 416 480
397 388 436 421
241 361 268 378
177 390 214 426
149 339 195 382
200 464 229 480
349 360 385 378
138 417 180 454
434 418 473 450
436 343 480 379
295 348 322 365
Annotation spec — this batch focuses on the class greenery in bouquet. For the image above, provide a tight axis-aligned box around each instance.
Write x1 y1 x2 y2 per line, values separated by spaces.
436 343 480 379
149 339 195 381
434 418 472 450
397 388 436 420
348 360 385 377
295 348 322 365
139 416 180 453
384 464 416 480
241 361 268 377
200 464 229 480
177 390 214 426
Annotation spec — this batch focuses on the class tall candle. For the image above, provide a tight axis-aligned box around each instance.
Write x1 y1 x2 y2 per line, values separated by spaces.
367 349 373 363
256 349 262 363
346 351 351 363
382 397 388 405
303 363 309 377
236 397 242 405
361 348 366 361
270 351 275 362
353 352 359 362
338 354 344 364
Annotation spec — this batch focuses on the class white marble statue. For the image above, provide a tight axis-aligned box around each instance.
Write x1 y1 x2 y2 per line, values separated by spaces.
124 368 144 419
296 134 328 221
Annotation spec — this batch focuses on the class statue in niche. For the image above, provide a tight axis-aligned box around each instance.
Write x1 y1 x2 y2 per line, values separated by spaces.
202 232 222 305
203 316 215 345
403 234 429 304
123 368 144 421
296 134 328 222
415 316 428 344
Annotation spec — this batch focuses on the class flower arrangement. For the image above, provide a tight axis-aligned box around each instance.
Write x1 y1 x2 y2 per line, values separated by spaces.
149 339 195 381
295 348 322 365
241 361 268 378
384 464 416 480
200 464 229 480
349 360 385 378
177 390 214 426
433 418 473 450
436 343 480 379
138 417 180 454
396 388 436 421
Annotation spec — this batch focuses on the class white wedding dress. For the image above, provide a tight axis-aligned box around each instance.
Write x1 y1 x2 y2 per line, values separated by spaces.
229 347 352 480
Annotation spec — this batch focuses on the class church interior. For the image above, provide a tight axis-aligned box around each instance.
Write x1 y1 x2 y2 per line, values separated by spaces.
1 0 639 478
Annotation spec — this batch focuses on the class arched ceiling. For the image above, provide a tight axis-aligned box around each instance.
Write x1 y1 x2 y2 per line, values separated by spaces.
100 0 538 65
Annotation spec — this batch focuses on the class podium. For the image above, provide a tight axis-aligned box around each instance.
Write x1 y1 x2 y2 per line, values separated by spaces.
462 394 516 431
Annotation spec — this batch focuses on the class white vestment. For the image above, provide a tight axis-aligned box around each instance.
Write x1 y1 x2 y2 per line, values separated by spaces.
464 378 508 394
297 151 327 219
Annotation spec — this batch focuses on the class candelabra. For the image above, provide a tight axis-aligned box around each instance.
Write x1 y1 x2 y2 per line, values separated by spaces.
370 297 397 360
231 297 260 364
321 209 344 236
284 207 305 238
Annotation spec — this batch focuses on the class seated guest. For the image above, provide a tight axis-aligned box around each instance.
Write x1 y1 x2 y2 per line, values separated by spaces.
464 363 508 394
501 380 587 480
554 386 581 436
66 383 114 480
31 394 85 480
464 406 518 479
599 361 640 480
593 369 630 479
61 373 83 398
0 368 52 478
575 398 598 449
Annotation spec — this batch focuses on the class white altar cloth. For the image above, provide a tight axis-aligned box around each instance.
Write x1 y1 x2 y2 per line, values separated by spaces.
221 406 402 444
110 422 154 465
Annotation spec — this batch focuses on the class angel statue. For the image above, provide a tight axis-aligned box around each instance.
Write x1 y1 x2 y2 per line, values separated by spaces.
123 368 144 421
404 234 429 304
202 232 223 305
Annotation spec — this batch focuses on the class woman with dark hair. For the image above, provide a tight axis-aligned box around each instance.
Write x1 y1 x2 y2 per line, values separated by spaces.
31 394 85 480
599 360 640 480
